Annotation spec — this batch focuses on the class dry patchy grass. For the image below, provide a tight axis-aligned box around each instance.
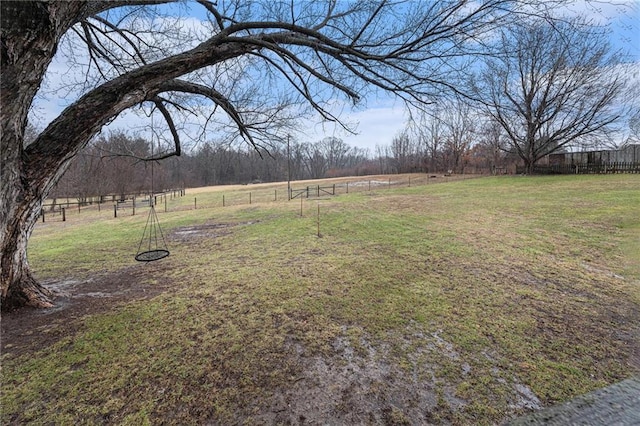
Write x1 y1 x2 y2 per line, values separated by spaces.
2 174 639 424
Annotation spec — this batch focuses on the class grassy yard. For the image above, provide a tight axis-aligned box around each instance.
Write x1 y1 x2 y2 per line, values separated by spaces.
2 174 639 424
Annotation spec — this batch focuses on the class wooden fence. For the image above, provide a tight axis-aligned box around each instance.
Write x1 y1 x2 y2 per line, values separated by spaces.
40 189 185 222
518 162 640 175
36 174 481 224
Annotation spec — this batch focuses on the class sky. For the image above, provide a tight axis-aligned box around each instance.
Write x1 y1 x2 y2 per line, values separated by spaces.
308 0 640 151
30 0 640 154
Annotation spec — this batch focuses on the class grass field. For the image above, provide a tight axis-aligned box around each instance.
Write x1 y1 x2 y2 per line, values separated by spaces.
2 174 639 424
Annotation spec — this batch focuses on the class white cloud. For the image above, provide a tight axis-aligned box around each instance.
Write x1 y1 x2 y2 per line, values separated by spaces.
296 101 408 152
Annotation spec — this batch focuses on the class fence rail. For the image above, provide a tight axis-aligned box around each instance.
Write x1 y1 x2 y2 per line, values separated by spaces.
36 174 480 224
290 184 336 199
42 189 185 211
39 189 185 222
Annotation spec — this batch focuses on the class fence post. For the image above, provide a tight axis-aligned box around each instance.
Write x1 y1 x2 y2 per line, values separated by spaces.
78 202 81 214
132 197 135 216
194 198 197 209
317 185 320 197
113 205 117 218
62 208 66 222
41 211 45 223
223 195 225 207
249 192 252 204
274 189 277 201
389 178 391 188
346 182 349 194
369 180 371 192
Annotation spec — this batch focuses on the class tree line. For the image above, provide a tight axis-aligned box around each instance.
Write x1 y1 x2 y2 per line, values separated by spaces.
51 114 524 201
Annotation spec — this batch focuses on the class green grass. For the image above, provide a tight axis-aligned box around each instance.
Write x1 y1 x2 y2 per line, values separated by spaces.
3 174 639 424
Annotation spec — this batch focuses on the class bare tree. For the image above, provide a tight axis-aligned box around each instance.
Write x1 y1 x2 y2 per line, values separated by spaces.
320 137 350 172
407 106 445 173
437 99 476 173
1 0 546 309
476 119 509 173
288 140 307 181
302 142 328 179
472 17 631 173
375 144 392 174
407 99 475 173
389 130 418 173
621 108 640 147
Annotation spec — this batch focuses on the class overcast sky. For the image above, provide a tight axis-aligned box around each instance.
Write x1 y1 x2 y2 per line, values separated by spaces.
30 1 639 154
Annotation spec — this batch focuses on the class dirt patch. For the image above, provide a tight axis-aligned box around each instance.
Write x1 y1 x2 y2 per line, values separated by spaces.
1 262 174 359
1 221 256 359
243 325 541 425
3 284 538 425
169 221 257 242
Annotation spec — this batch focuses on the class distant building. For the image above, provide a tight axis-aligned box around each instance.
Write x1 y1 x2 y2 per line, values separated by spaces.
549 144 639 165
520 145 640 174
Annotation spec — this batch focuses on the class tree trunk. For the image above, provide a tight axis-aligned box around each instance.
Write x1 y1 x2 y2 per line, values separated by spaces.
1 177 54 310
0 1 83 310
525 158 535 174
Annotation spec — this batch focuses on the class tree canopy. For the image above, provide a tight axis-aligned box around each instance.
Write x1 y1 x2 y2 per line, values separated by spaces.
471 17 633 172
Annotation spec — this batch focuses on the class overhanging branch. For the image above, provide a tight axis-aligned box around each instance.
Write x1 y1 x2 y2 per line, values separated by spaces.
158 79 257 147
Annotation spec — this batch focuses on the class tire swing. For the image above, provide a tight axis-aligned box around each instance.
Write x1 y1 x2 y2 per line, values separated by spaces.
135 117 169 262
134 199 169 262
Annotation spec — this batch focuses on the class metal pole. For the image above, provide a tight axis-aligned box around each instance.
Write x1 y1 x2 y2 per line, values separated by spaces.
287 134 291 200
